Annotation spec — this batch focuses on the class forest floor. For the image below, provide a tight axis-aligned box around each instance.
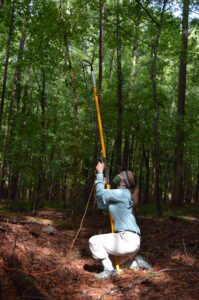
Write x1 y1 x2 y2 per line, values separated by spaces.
0 207 198 300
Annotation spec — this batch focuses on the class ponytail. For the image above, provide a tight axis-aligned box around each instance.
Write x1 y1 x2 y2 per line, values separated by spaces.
131 185 139 208
119 170 139 208
130 173 139 209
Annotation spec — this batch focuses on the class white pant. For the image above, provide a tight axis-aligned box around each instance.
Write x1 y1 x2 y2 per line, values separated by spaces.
89 232 140 266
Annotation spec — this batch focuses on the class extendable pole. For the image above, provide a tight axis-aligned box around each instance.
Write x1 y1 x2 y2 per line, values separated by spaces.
90 66 120 271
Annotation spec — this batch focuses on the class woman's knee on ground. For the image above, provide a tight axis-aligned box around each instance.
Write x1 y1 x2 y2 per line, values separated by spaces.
89 235 108 260
89 235 100 247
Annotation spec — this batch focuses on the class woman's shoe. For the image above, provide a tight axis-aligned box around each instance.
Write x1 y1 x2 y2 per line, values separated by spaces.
123 255 152 271
131 255 152 270
93 270 117 280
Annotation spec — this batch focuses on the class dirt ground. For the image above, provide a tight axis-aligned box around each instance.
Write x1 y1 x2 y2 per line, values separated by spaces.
0 209 198 300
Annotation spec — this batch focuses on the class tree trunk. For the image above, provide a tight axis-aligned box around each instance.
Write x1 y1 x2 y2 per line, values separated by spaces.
0 2 29 202
60 1 78 131
116 0 123 170
122 3 141 171
59 0 80 200
138 148 144 205
151 45 161 215
109 139 116 179
129 138 136 170
108 49 115 83
172 0 189 206
122 131 130 170
130 2 141 91
150 0 168 216
90 0 105 183
195 149 199 204
143 146 150 204
98 0 105 104
9 170 21 201
0 0 4 10
34 69 46 214
0 0 15 129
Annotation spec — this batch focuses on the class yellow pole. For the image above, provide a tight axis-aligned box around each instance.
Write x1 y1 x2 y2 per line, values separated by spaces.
93 87 106 158
92 78 120 271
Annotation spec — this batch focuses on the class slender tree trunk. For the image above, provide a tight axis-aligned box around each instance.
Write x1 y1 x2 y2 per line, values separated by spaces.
130 2 141 91
60 0 80 199
122 4 141 171
98 0 105 104
122 3 141 172
109 139 116 179
195 149 199 204
109 49 115 82
62 175 68 204
184 161 192 204
0 2 29 202
129 138 136 170
12 37 26 108
151 45 161 215
0 0 15 129
0 0 4 10
138 148 144 205
122 132 130 170
15 83 28 201
9 171 21 201
143 146 150 204
60 1 78 124
172 0 189 206
150 0 168 216
97 1 108 201
34 69 46 214
116 0 123 170
90 0 105 182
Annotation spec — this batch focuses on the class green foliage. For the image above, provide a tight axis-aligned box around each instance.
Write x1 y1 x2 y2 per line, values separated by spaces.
8 200 36 212
0 0 198 212
138 203 199 218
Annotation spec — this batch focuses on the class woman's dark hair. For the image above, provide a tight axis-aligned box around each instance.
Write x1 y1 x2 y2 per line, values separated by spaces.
131 183 139 208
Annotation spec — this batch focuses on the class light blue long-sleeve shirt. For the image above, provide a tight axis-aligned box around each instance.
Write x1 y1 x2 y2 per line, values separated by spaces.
95 173 140 234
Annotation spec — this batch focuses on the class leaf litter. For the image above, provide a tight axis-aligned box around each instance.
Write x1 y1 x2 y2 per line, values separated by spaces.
0 210 198 299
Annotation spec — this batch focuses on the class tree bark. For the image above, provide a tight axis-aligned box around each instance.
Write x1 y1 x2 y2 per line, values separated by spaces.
0 1 29 202
0 0 15 129
108 49 115 83
0 0 4 10
59 0 78 128
138 148 144 205
9 171 21 201
90 0 106 183
122 132 130 170
59 0 80 199
0 5 29 201
195 149 199 204
129 138 136 170
143 146 150 204
172 0 189 206
122 3 141 172
116 0 123 170
130 2 141 91
34 69 46 214
98 0 105 104
150 0 168 216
